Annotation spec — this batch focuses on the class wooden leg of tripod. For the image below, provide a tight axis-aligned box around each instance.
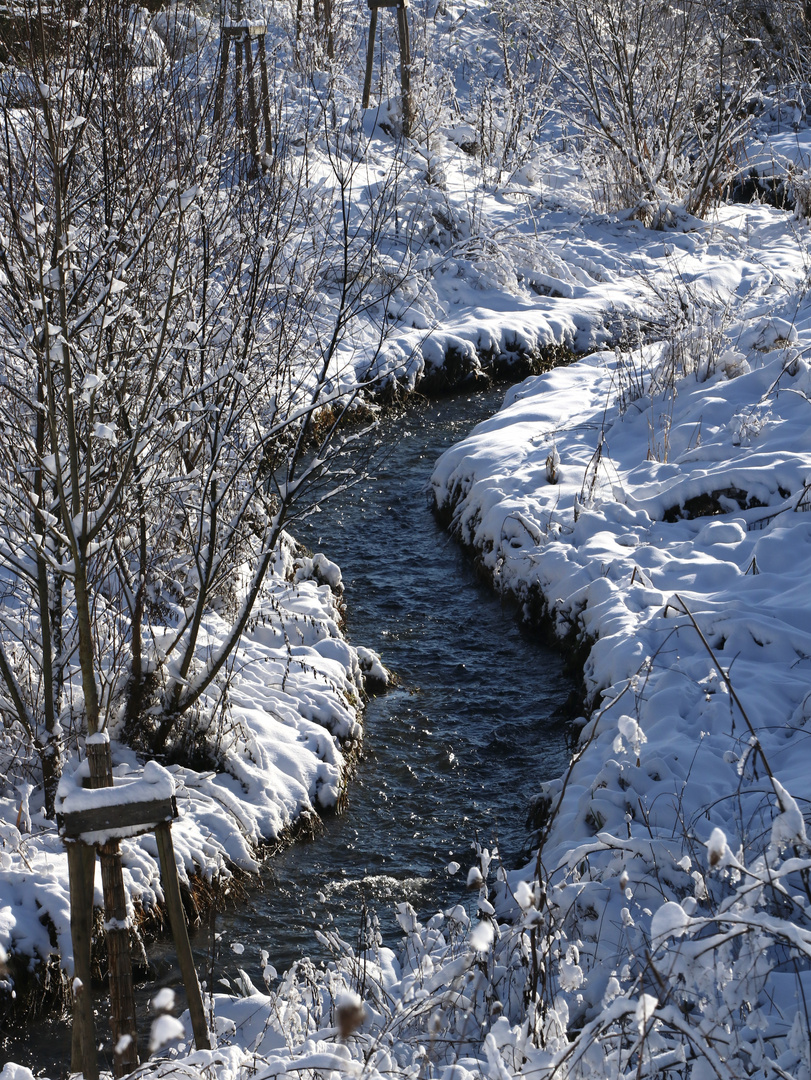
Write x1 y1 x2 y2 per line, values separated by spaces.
396 3 412 135
362 7 378 109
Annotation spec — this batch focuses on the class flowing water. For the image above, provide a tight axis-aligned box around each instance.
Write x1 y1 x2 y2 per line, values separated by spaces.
7 385 575 1073
197 385 574 984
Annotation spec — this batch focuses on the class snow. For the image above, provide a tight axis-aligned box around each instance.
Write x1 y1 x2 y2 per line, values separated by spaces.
149 1013 185 1052
0 1068 35 1080
152 988 176 1013
706 827 729 869
469 919 495 953
649 901 691 943
7 0 811 1077
115 1034 133 1055
55 758 175 818
0 540 375 984
635 993 658 1033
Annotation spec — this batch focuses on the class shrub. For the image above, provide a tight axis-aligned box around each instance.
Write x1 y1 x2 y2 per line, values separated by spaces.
537 0 757 221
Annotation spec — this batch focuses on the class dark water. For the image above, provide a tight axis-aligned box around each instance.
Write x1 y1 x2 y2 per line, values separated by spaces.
7 386 573 1072
197 386 573 985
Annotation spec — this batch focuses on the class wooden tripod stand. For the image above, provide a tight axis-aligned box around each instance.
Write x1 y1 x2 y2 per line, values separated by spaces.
59 744 209 1078
361 0 412 136
213 22 273 168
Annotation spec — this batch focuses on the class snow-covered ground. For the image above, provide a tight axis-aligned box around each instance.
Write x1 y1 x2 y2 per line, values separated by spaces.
35 161 811 1080
0 537 380 992
7 0 811 1076
429 203 811 1071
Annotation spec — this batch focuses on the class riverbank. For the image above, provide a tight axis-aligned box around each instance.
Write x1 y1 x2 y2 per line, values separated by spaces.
0 537 376 1021
428 200 811 1074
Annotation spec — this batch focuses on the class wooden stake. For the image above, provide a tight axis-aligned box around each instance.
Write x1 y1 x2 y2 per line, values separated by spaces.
98 839 139 1075
244 32 260 167
361 0 412 135
155 822 210 1050
361 6 378 110
257 35 273 160
396 1 412 136
87 741 139 1076
234 35 244 133
213 35 230 122
68 841 98 1080
324 0 334 61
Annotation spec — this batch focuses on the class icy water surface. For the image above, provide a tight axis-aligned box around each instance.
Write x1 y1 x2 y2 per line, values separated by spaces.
201 385 574 982
9 387 574 1071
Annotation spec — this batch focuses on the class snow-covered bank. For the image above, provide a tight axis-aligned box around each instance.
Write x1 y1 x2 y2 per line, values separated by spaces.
430 200 811 869
0 538 381 1001
427 200 811 1076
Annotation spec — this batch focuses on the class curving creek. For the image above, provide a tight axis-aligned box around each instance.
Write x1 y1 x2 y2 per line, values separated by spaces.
11 386 575 1073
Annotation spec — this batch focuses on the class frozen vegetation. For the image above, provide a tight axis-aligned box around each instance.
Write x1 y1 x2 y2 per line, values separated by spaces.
4 0 811 1076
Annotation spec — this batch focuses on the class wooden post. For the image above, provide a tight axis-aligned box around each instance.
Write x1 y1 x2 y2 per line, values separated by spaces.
244 32 260 166
257 35 273 160
312 0 333 58
361 6 378 110
68 841 99 1080
87 740 139 1077
213 35 230 122
234 34 244 134
396 1 412 136
155 822 210 1050
98 839 139 1075
324 0 334 61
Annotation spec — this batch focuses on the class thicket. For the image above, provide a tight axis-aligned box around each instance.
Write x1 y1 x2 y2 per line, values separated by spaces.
0 0 415 817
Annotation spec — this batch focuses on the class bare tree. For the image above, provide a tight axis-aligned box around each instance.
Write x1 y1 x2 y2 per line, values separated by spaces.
0 0 410 813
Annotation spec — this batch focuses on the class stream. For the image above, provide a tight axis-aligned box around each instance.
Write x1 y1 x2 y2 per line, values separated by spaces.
7 385 575 1073
197 385 574 986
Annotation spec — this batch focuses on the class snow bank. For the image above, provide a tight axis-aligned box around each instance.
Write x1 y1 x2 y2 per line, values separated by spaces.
422 201 811 1076
431 204 811 878
0 539 384 983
